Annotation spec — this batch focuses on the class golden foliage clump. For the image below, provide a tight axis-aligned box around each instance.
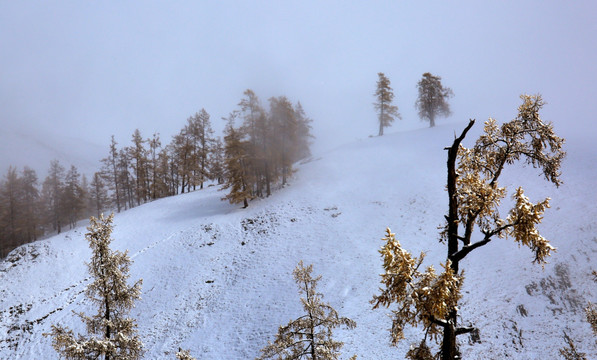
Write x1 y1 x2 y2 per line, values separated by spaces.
559 333 587 360
176 348 197 360
258 261 356 360
445 94 565 265
506 187 555 264
405 340 434 360
372 229 462 345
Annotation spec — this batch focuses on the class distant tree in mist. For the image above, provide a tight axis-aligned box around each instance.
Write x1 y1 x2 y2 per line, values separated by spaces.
374 72 401 136
41 160 65 234
373 95 565 359
221 90 313 207
415 72 453 128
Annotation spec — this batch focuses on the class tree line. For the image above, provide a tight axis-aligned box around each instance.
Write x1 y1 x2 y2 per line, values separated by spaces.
0 89 312 258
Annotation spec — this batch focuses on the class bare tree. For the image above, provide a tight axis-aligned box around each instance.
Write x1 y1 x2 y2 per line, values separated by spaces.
373 95 565 359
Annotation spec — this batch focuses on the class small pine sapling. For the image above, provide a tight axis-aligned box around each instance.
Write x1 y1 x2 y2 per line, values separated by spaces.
258 261 357 360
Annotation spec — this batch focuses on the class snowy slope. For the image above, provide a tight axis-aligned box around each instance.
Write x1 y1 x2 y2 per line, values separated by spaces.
1 122 596 359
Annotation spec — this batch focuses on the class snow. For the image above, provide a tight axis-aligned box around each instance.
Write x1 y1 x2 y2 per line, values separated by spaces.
1 121 596 359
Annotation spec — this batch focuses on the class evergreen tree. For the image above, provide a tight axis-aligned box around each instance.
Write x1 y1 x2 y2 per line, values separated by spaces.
130 129 149 205
20 166 40 242
221 113 252 208
89 172 110 218
239 89 270 197
374 72 401 136
209 137 225 185
61 165 85 229
41 160 65 234
187 109 214 190
0 167 22 256
148 132 162 200
101 136 122 213
415 72 453 128
269 96 298 186
258 261 356 360
372 95 565 359
117 148 135 210
294 101 314 161
48 213 143 360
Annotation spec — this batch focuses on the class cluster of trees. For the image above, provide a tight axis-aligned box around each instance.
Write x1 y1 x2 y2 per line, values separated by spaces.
0 89 313 258
221 90 312 208
0 162 91 258
374 72 453 135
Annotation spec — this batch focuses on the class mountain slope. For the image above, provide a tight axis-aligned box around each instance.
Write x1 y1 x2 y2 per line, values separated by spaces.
1 121 595 359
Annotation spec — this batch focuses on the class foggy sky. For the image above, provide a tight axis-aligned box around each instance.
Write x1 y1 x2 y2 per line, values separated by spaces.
1 1 596 176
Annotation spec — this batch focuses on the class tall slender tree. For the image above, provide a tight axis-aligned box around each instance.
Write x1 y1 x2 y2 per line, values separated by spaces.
48 214 143 360
221 113 252 208
41 160 65 234
374 72 401 136
101 136 122 213
20 167 40 242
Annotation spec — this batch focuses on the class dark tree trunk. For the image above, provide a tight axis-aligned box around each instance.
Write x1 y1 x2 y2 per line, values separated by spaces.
441 120 475 359
441 313 459 360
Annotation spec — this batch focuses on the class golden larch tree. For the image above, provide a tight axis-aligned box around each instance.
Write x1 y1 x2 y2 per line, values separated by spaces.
373 94 565 359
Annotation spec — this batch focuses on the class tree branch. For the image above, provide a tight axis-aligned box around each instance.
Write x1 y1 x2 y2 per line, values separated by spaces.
456 326 476 336
450 222 517 263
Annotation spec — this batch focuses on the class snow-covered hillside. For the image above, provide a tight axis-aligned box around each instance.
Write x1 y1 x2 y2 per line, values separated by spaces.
1 122 596 359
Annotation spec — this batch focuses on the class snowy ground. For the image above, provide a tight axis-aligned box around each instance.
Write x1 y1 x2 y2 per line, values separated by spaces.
1 121 596 359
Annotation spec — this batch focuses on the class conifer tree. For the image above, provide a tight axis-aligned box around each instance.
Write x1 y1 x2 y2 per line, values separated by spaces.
374 72 401 136
415 72 453 128
89 172 110 218
221 113 252 208
258 261 356 360
61 165 85 229
209 137 225 185
20 166 40 242
294 101 313 161
0 167 22 256
41 160 65 234
48 213 143 360
130 129 149 205
187 109 214 190
101 136 122 213
239 89 270 197
372 95 565 359
269 96 298 186
148 132 162 200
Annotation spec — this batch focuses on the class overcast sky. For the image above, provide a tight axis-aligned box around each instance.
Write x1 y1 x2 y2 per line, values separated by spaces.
1 1 596 176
